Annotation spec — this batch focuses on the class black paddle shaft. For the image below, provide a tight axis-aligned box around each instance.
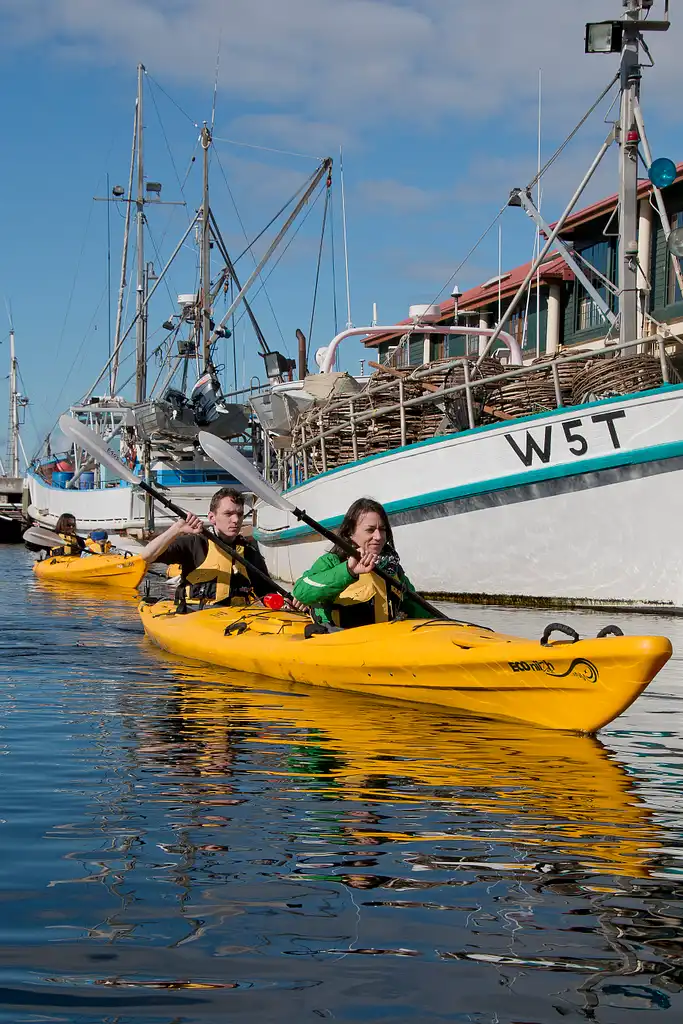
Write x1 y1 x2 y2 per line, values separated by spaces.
293 508 449 621
137 480 294 602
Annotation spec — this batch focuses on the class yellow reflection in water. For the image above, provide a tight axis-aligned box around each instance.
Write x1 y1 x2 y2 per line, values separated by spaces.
31 577 142 612
148 652 660 879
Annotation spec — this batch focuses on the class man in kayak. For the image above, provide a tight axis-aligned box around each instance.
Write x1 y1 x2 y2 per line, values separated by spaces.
292 498 430 628
139 486 292 608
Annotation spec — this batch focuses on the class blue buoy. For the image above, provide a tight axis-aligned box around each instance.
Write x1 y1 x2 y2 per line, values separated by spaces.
649 157 677 189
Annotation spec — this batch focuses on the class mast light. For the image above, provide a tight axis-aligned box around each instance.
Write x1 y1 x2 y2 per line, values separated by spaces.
649 157 677 189
585 21 623 53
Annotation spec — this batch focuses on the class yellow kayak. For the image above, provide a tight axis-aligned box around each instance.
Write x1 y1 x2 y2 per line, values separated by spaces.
139 600 672 733
34 553 147 589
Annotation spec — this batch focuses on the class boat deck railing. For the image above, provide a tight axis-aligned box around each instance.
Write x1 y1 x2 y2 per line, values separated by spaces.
280 334 674 482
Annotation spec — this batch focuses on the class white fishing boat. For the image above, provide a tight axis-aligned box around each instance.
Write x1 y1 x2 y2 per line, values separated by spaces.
26 65 331 537
252 0 683 612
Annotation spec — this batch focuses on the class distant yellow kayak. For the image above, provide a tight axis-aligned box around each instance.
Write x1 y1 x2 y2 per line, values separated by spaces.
139 600 672 733
34 553 146 589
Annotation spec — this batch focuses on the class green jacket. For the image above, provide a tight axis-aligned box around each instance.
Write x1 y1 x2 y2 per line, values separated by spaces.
293 551 431 627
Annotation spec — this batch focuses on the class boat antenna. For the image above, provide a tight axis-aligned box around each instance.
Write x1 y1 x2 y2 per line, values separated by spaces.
340 146 353 329
211 33 222 135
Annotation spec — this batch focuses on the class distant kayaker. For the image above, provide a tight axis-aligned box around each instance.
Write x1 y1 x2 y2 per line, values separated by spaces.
292 498 430 628
139 486 292 608
50 513 86 557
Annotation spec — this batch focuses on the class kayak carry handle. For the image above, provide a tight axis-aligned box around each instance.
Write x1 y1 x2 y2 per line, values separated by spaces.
540 623 580 646
596 625 624 638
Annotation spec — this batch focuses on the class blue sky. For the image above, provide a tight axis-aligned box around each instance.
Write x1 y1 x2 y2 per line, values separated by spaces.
1 0 682 459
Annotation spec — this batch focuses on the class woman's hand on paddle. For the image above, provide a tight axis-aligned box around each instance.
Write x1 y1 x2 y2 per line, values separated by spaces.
179 512 204 536
348 550 377 576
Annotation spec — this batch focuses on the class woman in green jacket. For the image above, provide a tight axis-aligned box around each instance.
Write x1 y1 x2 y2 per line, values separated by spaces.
292 498 431 629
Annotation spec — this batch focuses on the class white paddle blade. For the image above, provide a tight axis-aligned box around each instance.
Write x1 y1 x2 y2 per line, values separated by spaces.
58 415 140 487
198 431 294 513
23 525 62 549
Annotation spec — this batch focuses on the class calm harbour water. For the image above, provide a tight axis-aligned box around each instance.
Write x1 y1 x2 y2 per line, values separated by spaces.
2 543 683 1023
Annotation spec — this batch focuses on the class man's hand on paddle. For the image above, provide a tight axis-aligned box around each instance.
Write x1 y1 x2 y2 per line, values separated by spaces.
179 513 204 536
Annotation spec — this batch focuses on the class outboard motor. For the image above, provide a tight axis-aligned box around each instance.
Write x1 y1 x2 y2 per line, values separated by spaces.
164 388 189 419
190 372 224 426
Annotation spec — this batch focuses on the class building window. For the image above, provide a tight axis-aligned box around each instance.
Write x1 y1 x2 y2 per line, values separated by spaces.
430 335 445 361
507 309 527 348
668 212 683 305
574 239 616 331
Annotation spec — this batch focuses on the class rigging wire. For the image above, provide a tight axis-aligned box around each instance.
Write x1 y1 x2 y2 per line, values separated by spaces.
231 183 326 334
44 281 110 439
527 74 619 192
52 197 98 369
234 174 312 264
212 145 288 350
428 76 620 315
144 71 199 127
213 136 321 161
146 77 191 206
146 222 184 313
115 325 165 396
329 190 339 336
428 200 510 307
306 182 331 360
16 364 41 460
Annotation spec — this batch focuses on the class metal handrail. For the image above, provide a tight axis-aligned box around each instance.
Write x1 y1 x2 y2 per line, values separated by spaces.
289 334 672 464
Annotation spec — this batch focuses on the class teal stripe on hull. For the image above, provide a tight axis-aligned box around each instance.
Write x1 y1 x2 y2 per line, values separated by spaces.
282 383 682 496
254 438 683 545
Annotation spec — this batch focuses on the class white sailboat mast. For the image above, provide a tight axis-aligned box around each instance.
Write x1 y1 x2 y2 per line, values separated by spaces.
8 327 19 478
110 86 138 397
135 62 147 403
201 122 212 371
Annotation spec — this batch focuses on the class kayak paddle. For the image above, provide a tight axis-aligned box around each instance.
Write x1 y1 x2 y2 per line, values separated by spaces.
198 430 450 621
23 524 64 550
58 415 295 605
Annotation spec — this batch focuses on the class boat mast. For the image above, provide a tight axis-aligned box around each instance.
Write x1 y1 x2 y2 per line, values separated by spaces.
110 91 137 397
618 0 642 345
8 327 19 477
200 121 212 371
135 62 147 403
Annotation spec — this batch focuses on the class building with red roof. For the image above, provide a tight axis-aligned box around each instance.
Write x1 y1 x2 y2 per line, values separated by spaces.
364 164 683 367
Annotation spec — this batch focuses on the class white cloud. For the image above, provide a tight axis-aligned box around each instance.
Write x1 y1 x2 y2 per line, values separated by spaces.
3 0 681 141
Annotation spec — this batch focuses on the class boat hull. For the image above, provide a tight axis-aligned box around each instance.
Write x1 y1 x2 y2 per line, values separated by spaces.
25 471 227 533
139 600 672 733
255 385 683 610
34 553 147 588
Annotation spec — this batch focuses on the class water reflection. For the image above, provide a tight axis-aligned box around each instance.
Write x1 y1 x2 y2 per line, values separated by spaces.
3 553 683 1022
